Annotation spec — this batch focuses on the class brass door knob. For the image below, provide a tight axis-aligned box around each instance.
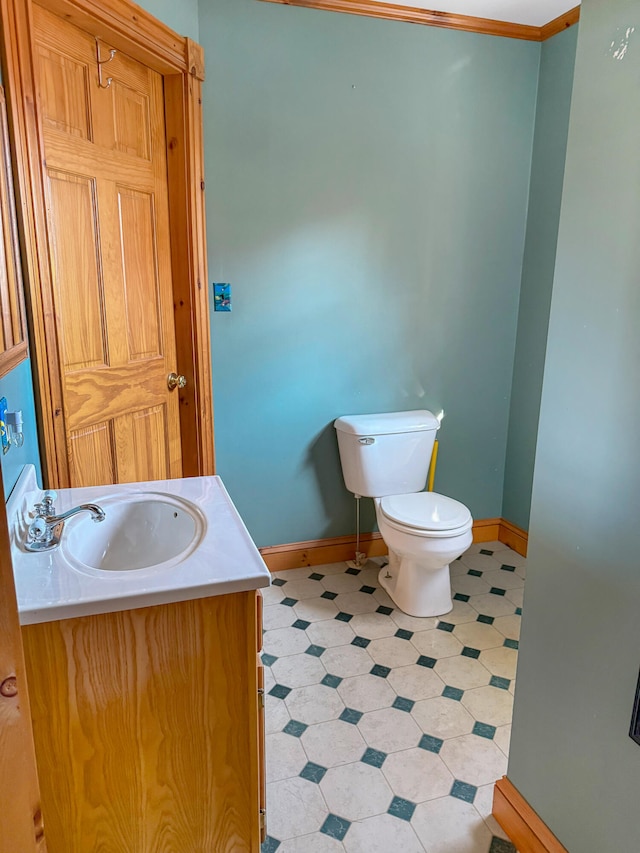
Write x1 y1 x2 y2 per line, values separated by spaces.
167 372 187 390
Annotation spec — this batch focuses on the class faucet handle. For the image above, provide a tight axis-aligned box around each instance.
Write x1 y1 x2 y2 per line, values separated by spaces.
43 490 57 504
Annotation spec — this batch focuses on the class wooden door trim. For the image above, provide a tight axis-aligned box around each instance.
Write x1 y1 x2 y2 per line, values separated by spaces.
0 0 214 486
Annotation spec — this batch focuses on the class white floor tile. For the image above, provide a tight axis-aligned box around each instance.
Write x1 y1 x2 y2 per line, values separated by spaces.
337 673 396 712
349 611 398 639
306 619 357 648
439 734 508 787
358 707 423 753
266 776 328 840
344 814 426 853
272 653 327 688
285 683 345 725
279 833 345 852
461 685 514 727
265 732 308 782
387 664 445 702
368 636 421 669
320 762 393 821
382 747 454 803
434 655 492 690
321 645 375 678
411 629 463 659
411 796 492 853
263 626 312 657
411 696 475 739
479 647 518 680
294 597 339 622
301 719 367 767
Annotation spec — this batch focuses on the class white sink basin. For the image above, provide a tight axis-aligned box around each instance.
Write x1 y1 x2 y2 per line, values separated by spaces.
63 493 205 572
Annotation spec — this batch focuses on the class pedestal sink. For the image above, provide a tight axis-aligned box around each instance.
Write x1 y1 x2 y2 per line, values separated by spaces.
63 493 205 572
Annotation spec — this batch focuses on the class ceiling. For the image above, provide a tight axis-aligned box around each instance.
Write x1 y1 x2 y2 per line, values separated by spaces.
383 0 580 27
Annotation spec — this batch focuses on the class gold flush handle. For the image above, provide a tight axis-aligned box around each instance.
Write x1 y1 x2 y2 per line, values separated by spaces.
167 372 187 391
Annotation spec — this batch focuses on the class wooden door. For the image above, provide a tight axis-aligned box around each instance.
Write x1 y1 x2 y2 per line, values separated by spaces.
0 474 46 852
33 5 182 486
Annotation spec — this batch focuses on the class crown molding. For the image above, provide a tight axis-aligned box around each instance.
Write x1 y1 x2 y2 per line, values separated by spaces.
540 6 580 40
257 0 580 42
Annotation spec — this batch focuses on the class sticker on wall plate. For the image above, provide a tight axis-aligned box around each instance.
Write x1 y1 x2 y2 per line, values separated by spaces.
213 283 231 312
0 397 8 455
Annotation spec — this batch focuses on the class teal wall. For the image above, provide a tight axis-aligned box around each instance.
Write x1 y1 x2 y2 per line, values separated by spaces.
508 1 640 849
502 26 578 530
201 0 540 547
135 0 198 39
0 357 42 497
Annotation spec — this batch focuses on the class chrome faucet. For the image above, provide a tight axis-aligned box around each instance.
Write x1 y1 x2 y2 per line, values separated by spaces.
25 490 106 552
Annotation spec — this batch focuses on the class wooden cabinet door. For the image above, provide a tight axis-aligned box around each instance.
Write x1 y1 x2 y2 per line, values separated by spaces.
0 475 46 852
33 5 182 486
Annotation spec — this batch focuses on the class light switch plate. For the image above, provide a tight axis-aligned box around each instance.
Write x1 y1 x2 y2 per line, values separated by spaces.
213 283 231 312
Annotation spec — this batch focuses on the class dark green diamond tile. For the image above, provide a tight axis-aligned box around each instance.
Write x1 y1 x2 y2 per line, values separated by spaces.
501 564 516 573
516 607 523 615
352 636 371 648
321 673 343 688
388 796 416 822
340 707 363 725
322 591 338 600
417 655 436 669
336 612 353 622
281 597 297 607
477 614 495 624
309 572 324 581
490 675 510 690
504 638 519 650
371 664 391 678
345 568 360 576
442 685 464 701
472 721 497 739
376 605 393 616
305 645 325 657
490 587 506 596
269 684 291 700
490 837 517 853
479 548 494 556
451 779 477 803
461 646 481 659
454 593 470 602
437 621 455 633
360 585 376 594
271 578 286 587
395 629 413 641
261 836 281 852
292 619 310 630
418 734 443 754
300 761 327 784
468 569 483 577
392 696 414 713
361 747 387 768
320 814 351 841
283 719 308 737
261 652 277 667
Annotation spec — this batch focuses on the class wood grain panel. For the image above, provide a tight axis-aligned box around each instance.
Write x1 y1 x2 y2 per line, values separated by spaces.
64 360 169 429
112 81 151 160
118 187 161 361
499 518 528 557
35 45 91 140
47 169 107 372
22 593 262 852
114 404 169 482
0 87 27 375
493 777 570 853
68 421 116 486
0 478 47 853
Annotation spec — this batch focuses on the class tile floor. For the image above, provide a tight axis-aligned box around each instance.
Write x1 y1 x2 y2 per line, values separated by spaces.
261 540 525 853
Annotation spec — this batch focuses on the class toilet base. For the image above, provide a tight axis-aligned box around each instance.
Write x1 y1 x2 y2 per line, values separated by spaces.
378 551 453 618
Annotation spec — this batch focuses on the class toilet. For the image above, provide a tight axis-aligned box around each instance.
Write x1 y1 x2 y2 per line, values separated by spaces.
334 410 473 618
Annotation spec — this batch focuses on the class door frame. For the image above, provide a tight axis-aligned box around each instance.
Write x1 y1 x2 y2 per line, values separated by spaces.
0 0 215 486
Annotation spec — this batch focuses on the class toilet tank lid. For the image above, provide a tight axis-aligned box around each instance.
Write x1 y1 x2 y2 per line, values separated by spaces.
334 410 440 436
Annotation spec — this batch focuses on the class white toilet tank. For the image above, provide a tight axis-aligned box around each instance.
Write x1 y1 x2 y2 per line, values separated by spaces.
334 410 440 498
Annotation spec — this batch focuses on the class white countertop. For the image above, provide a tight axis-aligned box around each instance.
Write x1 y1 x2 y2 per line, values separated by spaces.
9 465 271 625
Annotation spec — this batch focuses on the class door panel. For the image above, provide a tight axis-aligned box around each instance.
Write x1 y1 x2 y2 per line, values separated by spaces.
34 4 182 486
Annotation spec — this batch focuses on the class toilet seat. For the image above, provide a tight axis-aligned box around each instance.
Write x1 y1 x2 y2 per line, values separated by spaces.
379 492 472 538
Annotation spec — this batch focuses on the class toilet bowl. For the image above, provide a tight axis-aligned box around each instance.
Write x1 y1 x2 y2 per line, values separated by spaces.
334 410 473 619
374 492 473 617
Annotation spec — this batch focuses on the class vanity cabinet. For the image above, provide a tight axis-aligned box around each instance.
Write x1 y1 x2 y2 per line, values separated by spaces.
21 590 265 852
